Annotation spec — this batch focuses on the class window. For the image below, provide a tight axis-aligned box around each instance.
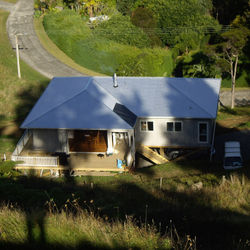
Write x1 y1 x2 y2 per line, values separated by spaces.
148 122 154 131
167 122 174 131
175 122 182 131
140 121 154 131
167 121 182 132
198 122 208 142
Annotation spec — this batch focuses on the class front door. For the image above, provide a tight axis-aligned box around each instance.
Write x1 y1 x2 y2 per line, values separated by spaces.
69 130 107 152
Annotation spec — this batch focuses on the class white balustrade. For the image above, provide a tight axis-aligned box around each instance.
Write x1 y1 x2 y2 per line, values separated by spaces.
11 156 58 167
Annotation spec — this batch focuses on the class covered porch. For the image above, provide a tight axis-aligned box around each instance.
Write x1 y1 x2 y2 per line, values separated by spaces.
12 129 135 173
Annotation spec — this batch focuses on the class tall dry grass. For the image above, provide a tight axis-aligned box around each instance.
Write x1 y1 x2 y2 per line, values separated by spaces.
0 204 172 249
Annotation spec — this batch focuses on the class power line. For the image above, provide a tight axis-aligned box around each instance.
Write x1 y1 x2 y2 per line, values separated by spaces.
43 25 233 35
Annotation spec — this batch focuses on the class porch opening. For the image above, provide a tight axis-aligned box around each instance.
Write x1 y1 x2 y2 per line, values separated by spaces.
69 130 107 152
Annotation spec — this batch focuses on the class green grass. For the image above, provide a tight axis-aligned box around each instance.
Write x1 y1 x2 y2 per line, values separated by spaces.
0 159 249 249
221 69 250 88
216 106 250 133
0 11 49 120
34 16 105 76
43 10 174 76
0 135 17 156
0 10 49 156
217 106 250 121
2 0 17 3
0 205 171 249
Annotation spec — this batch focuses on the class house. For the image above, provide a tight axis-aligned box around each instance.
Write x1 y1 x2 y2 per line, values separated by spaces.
11 76 221 173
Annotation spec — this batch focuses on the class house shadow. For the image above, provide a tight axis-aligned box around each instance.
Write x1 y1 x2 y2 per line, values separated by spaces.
14 81 48 127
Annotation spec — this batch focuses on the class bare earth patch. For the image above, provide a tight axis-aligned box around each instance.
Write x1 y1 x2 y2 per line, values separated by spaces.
217 117 250 129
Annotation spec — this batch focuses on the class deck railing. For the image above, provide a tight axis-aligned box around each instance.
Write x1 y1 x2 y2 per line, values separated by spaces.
11 129 59 167
12 129 32 156
11 155 59 167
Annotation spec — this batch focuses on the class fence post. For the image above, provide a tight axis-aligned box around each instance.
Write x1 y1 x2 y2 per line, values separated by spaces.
160 177 163 189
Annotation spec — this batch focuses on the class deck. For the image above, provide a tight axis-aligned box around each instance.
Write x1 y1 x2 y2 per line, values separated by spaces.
15 136 131 174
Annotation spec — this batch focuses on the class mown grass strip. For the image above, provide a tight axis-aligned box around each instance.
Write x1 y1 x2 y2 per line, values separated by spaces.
34 16 106 76
1 0 17 3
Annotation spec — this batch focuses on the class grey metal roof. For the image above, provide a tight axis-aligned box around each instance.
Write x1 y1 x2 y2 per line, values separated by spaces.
95 77 221 118
21 77 134 129
21 76 221 129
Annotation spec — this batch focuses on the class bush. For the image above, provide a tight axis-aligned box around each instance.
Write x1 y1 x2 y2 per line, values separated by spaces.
93 14 151 48
116 48 173 76
135 0 218 49
131 7 162 47
35 0 64 13
0 161 19 177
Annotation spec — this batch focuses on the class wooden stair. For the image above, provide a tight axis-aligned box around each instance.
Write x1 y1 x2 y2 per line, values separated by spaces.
136 145 169 164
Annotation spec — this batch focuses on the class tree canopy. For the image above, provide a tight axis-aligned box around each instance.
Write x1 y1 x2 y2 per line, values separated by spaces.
93 14 151 48
206 22 250 108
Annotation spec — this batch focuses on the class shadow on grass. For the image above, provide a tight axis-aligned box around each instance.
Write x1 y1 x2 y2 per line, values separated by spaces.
0 241 123 250
0 169 249 249
14 81 48 126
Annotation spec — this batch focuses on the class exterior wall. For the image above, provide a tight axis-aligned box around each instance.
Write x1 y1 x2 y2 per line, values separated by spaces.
135 118 214 147
32 128 135 156
32 129 67 153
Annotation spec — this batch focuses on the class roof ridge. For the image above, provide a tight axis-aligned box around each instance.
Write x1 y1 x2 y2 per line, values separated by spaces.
91 78 121 107
87 79 135 128
167 80 213 118
22 78 92 127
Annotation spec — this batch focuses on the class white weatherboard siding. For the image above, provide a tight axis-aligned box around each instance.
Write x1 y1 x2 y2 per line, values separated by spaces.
135 118 213 147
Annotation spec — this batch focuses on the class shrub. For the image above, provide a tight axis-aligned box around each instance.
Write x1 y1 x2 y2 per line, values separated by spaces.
93 14 151 48
131 7 162 47
0 161 19 177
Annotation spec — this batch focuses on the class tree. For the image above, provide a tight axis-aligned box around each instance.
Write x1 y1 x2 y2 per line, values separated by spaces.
116 0 136 16
206 24 250 108
131 7 162 47
93 14 151 48
212 0 249 24
134 0 218 53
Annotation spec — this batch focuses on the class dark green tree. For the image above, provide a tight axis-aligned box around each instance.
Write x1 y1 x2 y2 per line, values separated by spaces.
116 0 136 15
135 0 218 53
206 23 250 108
212 0 249 24
93 14 151 48
131 7 162 47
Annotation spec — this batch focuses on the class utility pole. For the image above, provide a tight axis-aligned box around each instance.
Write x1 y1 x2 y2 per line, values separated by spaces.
15 34 21 78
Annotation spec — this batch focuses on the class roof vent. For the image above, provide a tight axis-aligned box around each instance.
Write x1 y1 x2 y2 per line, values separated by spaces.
113 73 118 88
